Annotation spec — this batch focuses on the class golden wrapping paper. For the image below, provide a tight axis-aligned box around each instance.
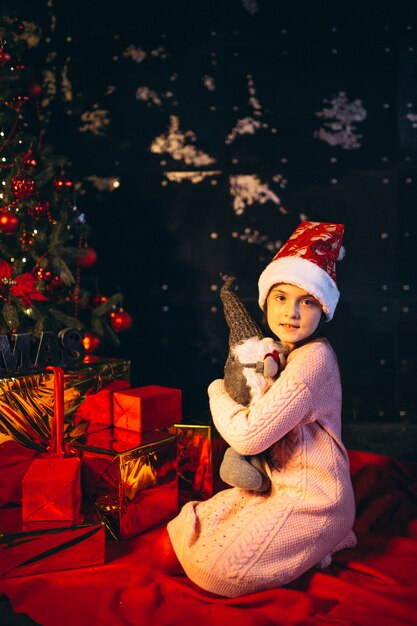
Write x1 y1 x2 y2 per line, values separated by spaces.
0 357 131 450
169 423 228 505
71 428 178 540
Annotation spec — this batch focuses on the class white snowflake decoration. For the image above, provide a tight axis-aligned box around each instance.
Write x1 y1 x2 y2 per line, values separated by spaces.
85 176 121 191
61 64 73 102
229 175 282 215
123 45 147 63
233 227 281 252
314 91 367 150
242 0 259 15
202 75 216 91
79 107 110 136
226 117 262 144
164 171 221 184
150 116 216 167
226 76 265 144
405 112 417 128
136 86 162 107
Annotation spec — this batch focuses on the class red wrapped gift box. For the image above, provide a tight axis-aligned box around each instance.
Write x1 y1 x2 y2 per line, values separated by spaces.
0 356 131 451
0 506 105 579
168 423 228 505
72 427 178 540
112 385 182 432
73 379 131 429
22 454 82 523
22 367 82 524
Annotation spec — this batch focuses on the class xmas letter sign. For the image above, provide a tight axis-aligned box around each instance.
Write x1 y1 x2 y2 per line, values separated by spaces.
0 328 85 376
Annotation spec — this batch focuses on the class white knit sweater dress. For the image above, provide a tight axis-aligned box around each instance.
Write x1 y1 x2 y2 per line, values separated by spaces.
167 340 356 598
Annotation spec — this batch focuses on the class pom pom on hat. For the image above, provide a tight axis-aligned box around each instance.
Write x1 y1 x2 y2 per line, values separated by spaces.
258 221 345 321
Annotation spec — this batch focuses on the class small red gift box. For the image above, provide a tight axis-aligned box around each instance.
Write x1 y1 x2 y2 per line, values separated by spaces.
22 367 82 524
73 379 131 429
168 423 228 505
112 385 182 432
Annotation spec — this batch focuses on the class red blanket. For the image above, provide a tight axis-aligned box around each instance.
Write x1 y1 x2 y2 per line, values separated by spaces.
1 449 417 626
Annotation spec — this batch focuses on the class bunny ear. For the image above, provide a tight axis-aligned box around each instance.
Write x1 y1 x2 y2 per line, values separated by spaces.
220 274 264 347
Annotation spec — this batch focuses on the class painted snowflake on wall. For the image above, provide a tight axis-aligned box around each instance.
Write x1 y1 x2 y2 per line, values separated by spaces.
314 91 367 149
127 47 290 254
229 175 284 215
123 44 147 63
150 115 216 167
202 75 216 91
225 117 262 144
242 0 259 15
85 175 121 191
79 107 110 136
226 76 265 144
405 112 417 129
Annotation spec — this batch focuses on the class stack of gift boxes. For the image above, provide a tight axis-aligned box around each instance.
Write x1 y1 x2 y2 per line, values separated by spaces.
0 357 227 579
71 383 181 540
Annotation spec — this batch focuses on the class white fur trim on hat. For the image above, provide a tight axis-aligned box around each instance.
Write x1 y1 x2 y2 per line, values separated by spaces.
258 256 340 321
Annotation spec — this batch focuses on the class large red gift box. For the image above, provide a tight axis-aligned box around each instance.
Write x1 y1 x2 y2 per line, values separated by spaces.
0 506 105 579
112 385 182 432
71 426 178 540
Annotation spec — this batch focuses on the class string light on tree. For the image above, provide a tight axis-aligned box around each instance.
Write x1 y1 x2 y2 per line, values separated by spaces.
22 150 38 168
82 331 101 354
53 175 73 191
91 293 108 308
27 200 53 222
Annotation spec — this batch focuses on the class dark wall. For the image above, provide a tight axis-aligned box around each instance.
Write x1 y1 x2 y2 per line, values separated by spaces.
35 0 417 459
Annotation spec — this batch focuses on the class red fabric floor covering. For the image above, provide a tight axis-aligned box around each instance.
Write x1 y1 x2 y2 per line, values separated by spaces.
1 449 417 626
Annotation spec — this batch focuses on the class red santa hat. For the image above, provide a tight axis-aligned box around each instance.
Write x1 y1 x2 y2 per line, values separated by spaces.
258 221 345 321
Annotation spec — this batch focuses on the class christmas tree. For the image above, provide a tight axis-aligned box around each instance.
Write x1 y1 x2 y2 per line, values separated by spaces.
0 14 131 357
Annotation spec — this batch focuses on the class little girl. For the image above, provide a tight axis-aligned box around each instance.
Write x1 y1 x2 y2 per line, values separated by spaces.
161 221 357 598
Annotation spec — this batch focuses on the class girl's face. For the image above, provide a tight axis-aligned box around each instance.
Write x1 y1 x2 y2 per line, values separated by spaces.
266 283 323 348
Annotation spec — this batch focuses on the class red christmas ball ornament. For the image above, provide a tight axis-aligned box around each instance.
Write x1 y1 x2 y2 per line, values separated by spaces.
0 49 11 67
53 175 73 191
0 211 19 234
28 81 43 99
22 150 38 168
109 309 133 333
78 247 97 268
10 173 36 199
82 331 101 354
28 200 51 219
